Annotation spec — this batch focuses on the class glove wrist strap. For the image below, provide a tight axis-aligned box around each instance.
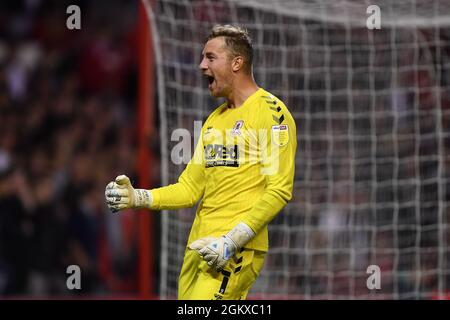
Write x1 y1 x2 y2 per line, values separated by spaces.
226 222 256 250
134 189 153 208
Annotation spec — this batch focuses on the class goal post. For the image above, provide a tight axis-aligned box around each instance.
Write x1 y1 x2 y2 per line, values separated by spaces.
143 0 450 299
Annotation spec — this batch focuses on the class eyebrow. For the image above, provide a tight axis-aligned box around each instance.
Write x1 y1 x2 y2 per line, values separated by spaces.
203 52 217 58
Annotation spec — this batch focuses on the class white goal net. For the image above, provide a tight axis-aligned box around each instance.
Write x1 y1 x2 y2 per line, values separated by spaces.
144 0 450 299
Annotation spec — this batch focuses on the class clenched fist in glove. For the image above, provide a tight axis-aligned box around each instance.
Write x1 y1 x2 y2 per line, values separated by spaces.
105 175 152 212
188 222 255 272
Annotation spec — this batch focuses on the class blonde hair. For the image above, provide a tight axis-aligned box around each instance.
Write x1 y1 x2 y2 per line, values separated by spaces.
207 24 253 74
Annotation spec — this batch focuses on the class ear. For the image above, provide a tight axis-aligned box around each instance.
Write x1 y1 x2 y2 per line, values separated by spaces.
231 56 244 72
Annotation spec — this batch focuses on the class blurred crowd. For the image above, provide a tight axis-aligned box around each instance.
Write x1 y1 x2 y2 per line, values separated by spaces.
0 0 146 296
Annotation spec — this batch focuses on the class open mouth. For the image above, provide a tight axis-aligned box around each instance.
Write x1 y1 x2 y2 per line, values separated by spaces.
204 74 215 86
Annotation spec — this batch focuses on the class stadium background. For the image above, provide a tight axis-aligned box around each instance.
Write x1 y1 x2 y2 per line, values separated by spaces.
0 0 449 299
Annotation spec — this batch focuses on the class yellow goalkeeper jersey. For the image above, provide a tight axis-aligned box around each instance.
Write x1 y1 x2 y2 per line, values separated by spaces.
150 88 297 252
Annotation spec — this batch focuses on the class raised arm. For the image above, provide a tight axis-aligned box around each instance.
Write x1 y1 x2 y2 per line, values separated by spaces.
105 130 206 212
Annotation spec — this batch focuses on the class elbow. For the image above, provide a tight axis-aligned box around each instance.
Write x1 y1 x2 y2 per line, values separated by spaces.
187 195 201 207
268 185 293 205
184 186 203 207
281 188 293 204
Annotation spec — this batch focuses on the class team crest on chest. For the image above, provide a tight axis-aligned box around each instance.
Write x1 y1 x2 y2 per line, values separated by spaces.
232 120 244 136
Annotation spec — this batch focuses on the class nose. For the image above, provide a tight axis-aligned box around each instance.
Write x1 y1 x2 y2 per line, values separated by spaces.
199 57 207 71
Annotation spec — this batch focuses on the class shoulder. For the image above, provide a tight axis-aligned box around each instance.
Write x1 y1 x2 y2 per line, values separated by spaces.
204 101 228 126
253 89 295 130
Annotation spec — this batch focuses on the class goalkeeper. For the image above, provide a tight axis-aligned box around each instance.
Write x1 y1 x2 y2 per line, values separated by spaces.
105 25 297 300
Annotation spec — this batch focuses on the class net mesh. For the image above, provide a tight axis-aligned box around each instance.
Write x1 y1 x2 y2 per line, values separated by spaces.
143 0 450 299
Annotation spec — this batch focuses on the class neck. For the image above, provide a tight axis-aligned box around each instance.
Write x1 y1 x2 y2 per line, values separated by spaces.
226 75 259 108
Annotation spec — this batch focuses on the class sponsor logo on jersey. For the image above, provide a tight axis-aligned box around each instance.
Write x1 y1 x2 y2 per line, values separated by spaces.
272 124 289 146
204 144 239 167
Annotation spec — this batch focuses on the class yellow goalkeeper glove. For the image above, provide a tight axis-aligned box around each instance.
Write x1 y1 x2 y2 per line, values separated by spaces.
104 175 152 213
188 222 255 272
